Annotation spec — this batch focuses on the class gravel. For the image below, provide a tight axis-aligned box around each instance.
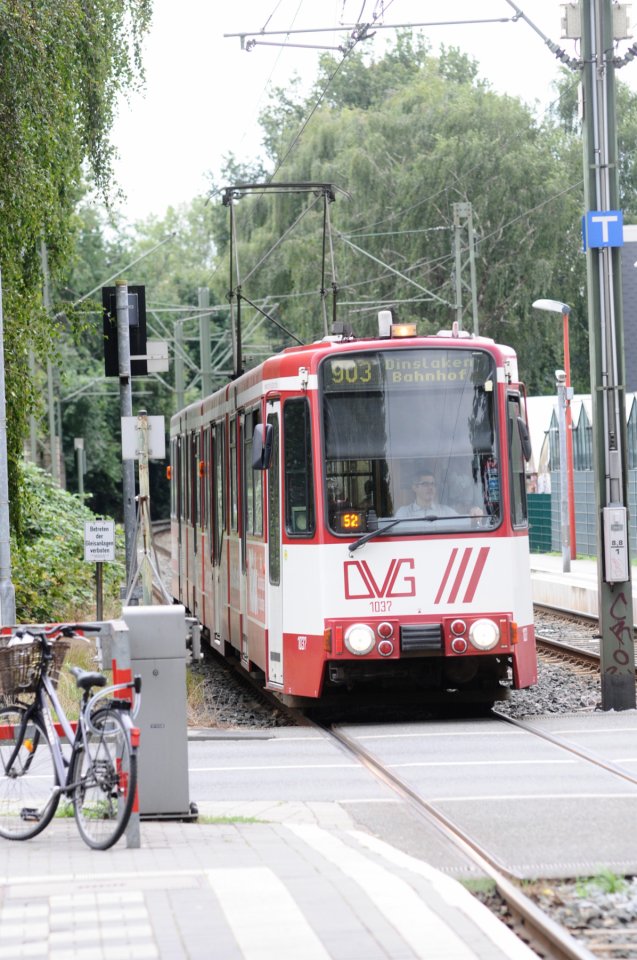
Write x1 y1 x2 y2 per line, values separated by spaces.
189 651 295 728
495 657 602 717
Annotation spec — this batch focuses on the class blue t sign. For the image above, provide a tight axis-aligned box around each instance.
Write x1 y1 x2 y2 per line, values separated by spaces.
584 210 624 248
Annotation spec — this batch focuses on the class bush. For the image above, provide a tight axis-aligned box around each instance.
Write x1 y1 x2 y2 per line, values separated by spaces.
11 462 125 622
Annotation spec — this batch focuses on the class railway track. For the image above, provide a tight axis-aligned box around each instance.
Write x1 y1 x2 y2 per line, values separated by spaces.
322 714 637 960
534 603 637 672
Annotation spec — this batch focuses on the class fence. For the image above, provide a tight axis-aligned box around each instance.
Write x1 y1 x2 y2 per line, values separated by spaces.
528 469 637 557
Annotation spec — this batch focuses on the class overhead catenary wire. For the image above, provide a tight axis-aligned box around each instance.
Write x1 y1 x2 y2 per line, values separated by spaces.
208 5 589 345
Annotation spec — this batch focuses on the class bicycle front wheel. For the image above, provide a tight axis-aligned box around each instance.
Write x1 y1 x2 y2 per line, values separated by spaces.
70 706 137 850
0 705 59 840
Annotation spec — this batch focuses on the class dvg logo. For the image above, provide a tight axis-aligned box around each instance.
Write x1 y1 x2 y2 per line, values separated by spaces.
344 558 416 599
343 547 490 603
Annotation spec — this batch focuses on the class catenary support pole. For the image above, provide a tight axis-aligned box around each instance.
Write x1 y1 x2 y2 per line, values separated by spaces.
175 320 185 412
137 411 153 605
582 0 635 708
117 281 137 587
199 287 211 399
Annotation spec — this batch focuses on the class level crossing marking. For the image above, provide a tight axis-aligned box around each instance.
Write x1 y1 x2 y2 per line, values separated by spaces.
190 762 360 772
354 730 528 739
206 866 331 960
388 759 579 768
351 831 537 960
430 791 637 802
288 824 478 960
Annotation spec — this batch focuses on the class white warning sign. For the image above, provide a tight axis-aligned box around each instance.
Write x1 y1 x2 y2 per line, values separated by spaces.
84 520 115 563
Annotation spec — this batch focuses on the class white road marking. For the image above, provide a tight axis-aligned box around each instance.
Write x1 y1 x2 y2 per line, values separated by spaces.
289 824 478 960
191 762 359 772
206 866 331 960
389 759 578 767
352 831 537 959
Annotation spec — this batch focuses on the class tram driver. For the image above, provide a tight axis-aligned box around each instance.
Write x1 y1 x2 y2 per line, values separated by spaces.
394 470 457 520
394 467 484 524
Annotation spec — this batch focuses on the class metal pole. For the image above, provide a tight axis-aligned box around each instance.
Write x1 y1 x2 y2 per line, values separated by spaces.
467 205 479 336
175 320 185 411
562 307 577 558
453 204 463 328
137 411 153 605
556 371 571 573
116 281 137 585
198 287 211 399
95 563 103 621
46 359 58 481
74 438 84 500
0 268 16 626
582 0 635 709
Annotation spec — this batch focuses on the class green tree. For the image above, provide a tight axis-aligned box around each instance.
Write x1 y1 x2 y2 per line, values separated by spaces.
217 36 586 394
0 0 151 535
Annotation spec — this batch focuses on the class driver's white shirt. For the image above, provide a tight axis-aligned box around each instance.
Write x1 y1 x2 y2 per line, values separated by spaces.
394 501 457 519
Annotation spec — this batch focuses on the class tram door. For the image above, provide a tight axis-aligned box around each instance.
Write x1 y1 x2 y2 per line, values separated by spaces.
266 404 283 685
211 421 225 648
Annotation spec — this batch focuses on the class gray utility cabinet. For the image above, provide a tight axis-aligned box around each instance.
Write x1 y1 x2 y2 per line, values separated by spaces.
122 604 191 818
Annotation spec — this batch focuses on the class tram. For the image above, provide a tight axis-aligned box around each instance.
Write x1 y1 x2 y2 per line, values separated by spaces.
170 314 537 704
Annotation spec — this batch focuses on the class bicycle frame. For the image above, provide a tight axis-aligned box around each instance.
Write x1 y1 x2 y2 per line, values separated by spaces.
7 670 138 810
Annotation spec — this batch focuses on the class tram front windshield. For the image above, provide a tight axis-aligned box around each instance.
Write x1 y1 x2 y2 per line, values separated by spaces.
321 348 500 535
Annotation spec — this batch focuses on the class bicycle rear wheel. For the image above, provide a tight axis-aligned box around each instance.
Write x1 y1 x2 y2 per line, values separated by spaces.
0 705 59 840
70 706 137 850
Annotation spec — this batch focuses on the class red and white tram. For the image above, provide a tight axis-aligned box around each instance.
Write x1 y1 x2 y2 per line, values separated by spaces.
170 317 537 704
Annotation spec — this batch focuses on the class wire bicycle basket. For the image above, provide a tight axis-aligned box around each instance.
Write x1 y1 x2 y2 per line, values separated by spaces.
0 634 70 695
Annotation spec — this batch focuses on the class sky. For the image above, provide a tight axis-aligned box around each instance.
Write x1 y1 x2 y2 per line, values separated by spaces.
109 0 632 224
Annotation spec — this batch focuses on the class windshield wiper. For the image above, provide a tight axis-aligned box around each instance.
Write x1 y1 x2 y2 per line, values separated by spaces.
348 513 485 553
348 518 403 553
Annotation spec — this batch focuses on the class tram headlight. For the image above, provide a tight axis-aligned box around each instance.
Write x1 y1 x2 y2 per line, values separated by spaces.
344 624 375 656
468 618 500 651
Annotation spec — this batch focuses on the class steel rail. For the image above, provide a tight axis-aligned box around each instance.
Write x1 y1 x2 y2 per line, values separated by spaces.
324 722 597 960
495 713 637 788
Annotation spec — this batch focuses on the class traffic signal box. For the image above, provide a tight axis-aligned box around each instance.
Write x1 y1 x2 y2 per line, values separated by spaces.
102 285 148 377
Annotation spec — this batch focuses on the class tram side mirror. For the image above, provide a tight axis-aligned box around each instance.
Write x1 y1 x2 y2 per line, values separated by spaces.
252 423 273 470
517 417 532 462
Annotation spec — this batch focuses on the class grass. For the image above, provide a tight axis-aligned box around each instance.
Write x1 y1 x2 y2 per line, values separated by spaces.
185 663 225 728
54 639 109 722
196 815 265 824
56 629 221 729
575 869 628 896
461 878 498 895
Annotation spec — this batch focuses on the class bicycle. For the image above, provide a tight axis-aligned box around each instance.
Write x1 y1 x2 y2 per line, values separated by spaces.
0 624 141 850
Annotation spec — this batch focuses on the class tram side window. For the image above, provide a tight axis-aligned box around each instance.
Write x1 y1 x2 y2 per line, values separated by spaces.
191 432 199 527
213 421 225 565
170 438 177 519
284 399 315 536
179 436 187 521
243 409 264 537
230 417 238 532
508 395 528 527
268 413 280 585
185 434 193 523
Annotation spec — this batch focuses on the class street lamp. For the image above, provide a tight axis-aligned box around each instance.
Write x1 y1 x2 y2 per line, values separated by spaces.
532 299 577 567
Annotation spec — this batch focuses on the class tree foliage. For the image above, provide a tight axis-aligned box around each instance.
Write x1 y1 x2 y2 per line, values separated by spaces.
218 36 587 394
0 0 151 535
13 461 124 621
47 30 637 518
